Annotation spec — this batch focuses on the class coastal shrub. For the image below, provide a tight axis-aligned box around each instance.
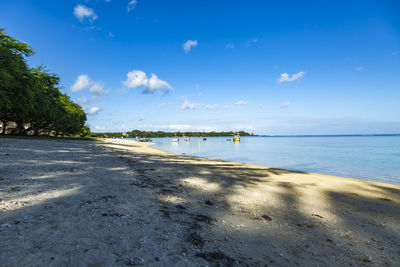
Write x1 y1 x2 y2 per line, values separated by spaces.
0 29 87 136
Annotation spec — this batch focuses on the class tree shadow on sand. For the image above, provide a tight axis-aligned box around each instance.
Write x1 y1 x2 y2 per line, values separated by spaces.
106 141 400 266
0 139 399 266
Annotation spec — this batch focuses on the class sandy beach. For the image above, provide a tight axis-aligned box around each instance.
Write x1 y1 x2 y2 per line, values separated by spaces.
1 138 399 266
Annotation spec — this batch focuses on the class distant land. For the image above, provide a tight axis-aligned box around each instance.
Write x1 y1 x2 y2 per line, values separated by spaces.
91 130 255 138
90 131 400 139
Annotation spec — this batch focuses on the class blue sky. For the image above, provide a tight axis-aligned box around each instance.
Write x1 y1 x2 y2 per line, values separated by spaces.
1 0 399 134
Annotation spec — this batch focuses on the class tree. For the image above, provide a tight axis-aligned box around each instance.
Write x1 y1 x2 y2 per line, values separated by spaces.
80 125 91 137
0 29 87 137
0 29 34 134
26 67 62 135
53 94 86 136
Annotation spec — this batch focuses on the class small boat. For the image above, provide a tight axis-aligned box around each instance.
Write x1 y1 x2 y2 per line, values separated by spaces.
233 134 240 142
203 138 207 141
138 138 152 142
185 138 190 142
172 138 179 143
227 138 231 141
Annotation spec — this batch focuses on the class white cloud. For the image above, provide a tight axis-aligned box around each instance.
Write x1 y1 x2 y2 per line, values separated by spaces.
181 100 200 110
108 32 115 38
93 124 132 132
183 40 198 53
147 73 172 93
123 70 148 88
278 71 306 83
226 43 235 49
222 100 250 109
74 4 98 22
355 66 364 71
77 97 88 104
94 125 107 130
168 124 192 131
127 0 137 12
122 70 172 94
280 101 291 108
86 26 101 31
246 38 258 46
87 106 102 115
71 74 109 95
90 95 102 100
234 100 250 106
71 74 91 92
136 119 256 132
158 102 167 108
205 104 218 110
89 83 108 95
392 51 400 55
137 124 192 131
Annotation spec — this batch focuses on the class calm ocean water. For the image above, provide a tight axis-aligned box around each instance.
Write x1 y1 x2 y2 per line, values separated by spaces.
146 136 400 185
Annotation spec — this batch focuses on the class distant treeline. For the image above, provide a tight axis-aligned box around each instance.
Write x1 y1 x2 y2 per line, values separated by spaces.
91 130 255 138
0 29 87 136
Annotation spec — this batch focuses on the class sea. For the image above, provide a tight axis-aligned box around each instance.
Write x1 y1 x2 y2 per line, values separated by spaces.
146 135 400 185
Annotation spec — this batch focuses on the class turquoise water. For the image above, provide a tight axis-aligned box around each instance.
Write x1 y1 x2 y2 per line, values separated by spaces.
146 136 400 185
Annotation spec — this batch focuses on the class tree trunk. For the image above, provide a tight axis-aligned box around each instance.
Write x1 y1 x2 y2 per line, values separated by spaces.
16 122 25 135
0 121 5 135
10 123 21 135
34 125 40 136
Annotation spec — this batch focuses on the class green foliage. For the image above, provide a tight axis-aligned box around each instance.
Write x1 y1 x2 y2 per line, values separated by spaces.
54 94 86 135
0 28 34 57
0 28 88 136
0 29 33 127
80 125 91 137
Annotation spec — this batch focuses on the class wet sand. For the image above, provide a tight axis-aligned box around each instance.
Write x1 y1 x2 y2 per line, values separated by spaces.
1 138 399 266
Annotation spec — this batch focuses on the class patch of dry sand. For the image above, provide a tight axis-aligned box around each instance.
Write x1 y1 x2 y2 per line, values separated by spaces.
1 138 399 266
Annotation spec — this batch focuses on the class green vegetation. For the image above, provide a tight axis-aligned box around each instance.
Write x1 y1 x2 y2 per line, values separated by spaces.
0 29 87 137
91 130 255 138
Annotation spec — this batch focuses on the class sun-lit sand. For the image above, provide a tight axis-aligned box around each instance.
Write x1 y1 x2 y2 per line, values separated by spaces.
1 138 399 266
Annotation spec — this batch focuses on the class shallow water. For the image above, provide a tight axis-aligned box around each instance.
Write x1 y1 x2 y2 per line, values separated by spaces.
136 136 400 185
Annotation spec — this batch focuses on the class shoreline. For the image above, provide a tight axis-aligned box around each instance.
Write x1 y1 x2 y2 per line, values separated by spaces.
144 138 400 188
124 138 400 188
1 137 399 266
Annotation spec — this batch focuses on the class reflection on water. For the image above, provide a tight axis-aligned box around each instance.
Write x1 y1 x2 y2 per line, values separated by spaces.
134 136 400 185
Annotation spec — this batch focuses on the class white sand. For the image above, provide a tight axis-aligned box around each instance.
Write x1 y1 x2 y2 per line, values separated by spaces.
1 138 399 266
